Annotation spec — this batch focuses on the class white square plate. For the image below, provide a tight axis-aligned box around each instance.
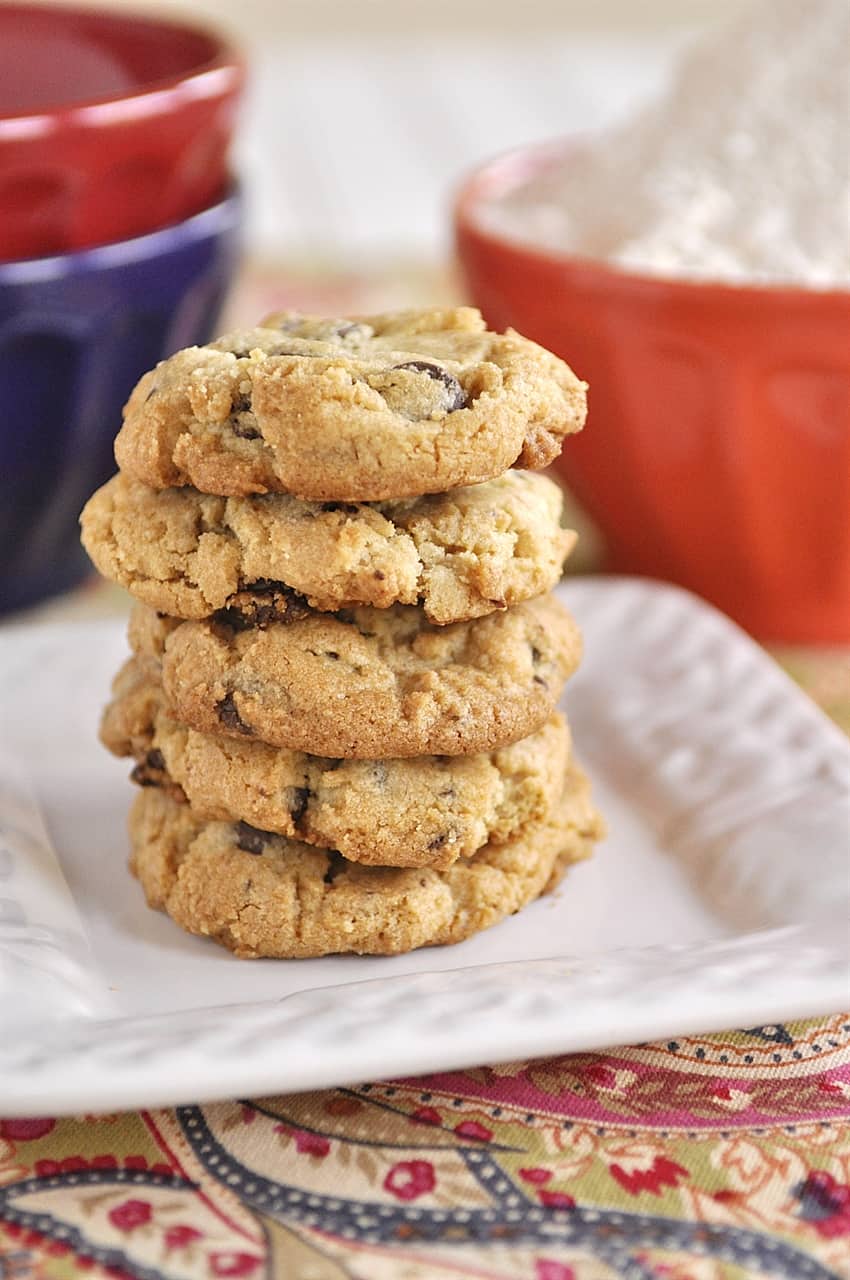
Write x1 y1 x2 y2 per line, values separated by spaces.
1 578 848 1115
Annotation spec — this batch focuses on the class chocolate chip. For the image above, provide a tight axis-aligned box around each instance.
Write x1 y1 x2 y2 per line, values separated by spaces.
229 389 260 439
323 852 346 884
252 577 300 594
393 361 467 412
217 693 253 735
530 644 548 686
373 569 386 581
130 747 169 789
215 583 311 631
232 422 260 440
236 822 269 855
324 651 339 661
130 763 159 788
290 786 311 825
144 384 158 403
428 833 448 850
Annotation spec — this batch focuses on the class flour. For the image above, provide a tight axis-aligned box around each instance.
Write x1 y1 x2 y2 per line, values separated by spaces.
483 0 850 288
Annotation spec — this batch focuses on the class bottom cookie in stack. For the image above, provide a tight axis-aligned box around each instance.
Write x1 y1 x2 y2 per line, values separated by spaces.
128 765 604 958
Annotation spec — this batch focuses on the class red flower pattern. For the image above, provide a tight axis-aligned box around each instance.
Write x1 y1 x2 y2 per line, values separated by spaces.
384 1160 436 1201
585 1064 618 1089
454 1120 493 1142
535 1262 576 1280
292 1130 331 1158
520 1167 553 1185
411 1106 441 1125
208 1254 258 1274
165 1224 203 1249
32 1153 166 1178
0 1118 55 1141
539 1191 576 1209
795 1171 850 1238
108 1200 152 1232
210 1252 262 1276
610 1157 689 1197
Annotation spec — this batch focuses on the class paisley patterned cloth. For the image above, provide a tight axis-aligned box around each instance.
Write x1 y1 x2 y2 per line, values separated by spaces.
1 1017 849 1279
3 263 848 1280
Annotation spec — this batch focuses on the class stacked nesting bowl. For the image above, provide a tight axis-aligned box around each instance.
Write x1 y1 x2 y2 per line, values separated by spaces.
0 3 245 613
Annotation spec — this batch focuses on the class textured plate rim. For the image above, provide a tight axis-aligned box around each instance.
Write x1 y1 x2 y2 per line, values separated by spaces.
1 577 848 1114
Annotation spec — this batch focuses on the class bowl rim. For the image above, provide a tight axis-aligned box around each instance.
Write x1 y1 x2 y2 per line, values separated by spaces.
454 136 850 304
0 1 244 137
0 180 242 282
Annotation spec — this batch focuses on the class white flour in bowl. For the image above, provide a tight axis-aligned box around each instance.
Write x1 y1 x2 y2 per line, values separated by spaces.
483 0 850 288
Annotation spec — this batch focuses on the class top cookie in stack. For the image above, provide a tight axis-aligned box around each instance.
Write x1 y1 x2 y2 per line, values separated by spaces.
111 305 587 500
81 306 604 958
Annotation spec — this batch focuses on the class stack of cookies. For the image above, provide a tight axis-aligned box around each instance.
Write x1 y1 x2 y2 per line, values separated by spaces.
81 307 604 958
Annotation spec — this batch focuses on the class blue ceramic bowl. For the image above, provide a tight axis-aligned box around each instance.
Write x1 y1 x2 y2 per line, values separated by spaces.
0 185 242 614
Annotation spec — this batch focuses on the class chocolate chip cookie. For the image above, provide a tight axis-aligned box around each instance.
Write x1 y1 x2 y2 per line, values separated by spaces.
102 656 572 868
129 762 604 957
113 307 587 501
128 594 582 758
81 469 575 625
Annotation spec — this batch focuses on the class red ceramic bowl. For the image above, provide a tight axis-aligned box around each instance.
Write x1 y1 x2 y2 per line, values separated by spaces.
455 140 850 644
0 3 244 260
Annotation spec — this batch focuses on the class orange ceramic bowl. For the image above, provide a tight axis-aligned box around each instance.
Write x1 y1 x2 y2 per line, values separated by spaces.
455 141 850 644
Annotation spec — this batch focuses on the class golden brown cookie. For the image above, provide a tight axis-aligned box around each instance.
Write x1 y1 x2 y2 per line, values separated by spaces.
81 469 575 624
128 763 604 957
102 657 572 868
113 307 587 500
128 594 582 758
